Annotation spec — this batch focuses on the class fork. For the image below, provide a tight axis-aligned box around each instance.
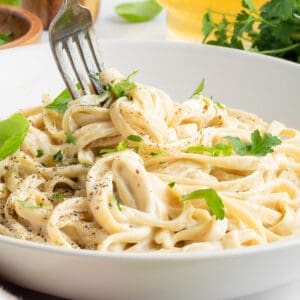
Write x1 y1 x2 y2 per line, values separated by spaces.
49 0 104 99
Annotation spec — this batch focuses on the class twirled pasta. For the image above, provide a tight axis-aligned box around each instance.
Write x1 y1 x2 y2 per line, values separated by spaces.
1 68 300 253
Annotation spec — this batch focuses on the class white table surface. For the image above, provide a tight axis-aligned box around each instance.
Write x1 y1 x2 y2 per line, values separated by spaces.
34 1 300 299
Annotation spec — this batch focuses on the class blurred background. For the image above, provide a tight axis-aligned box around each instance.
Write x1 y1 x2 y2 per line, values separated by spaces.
0 0 299 63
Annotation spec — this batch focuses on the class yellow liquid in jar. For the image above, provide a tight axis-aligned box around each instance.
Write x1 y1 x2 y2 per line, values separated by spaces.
157 0 267 41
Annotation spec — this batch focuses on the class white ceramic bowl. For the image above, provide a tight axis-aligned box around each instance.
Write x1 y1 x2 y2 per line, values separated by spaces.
0 41 300 300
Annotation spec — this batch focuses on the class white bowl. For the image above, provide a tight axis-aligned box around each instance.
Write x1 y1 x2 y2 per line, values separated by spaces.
0 41 300 300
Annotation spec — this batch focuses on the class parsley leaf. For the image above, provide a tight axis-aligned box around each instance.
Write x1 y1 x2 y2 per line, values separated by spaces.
181 189 225 220
186 143 233 157
115 0 162 23
36 149 44 158
226 130 282 156
45 84 81 114
17 200 43 209
53 150 63 162
202 0 300 63
0 113 29 161
191 79 205 98
66 132 76 144
127 135 143 142
100 141 128 154
0 32 12 45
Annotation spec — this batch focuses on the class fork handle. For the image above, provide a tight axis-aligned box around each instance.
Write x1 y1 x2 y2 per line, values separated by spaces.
63 0 82 8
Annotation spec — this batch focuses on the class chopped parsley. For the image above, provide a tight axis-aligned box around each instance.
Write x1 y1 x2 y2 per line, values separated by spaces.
52 192 63 199
127 135 143 142
168 182 176 188
66 132 76 144
226 130 282 156
181 188 225 220
53 150 63 162
17 200 43 209
82 163 92 168
36 149 44 158
113 194 123 211
186 143 233 157
150 151 165 157
100 141 128 154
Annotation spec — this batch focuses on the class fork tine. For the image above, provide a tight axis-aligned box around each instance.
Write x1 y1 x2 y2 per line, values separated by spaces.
87 28 104 72
76 30 103 95
65 36 92 95
54 41 81 99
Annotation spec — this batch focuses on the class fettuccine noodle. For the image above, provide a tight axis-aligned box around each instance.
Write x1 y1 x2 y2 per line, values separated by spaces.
1 68 300 253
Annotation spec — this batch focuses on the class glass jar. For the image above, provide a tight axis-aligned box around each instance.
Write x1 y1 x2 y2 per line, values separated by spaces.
157 0 266 41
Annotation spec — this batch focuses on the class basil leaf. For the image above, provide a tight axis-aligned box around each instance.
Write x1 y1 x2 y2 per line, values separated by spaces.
115 0 162 23
45 84 81 114
66 132 76 144
0 113 29 161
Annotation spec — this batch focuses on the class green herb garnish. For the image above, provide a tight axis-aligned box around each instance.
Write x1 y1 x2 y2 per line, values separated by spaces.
17 200 43 209
186 143 233 157
127 135 143 142
52 192 63 199
181 188 225 220
112 194 123 211
0 113 29 161
106 71 138 99
168 182 176 188
150 151 165 157
36 149 44 158
191 79 205 98
82 163 92 168
100 141 128 154
226 129 282 156
66 132 76 144
115 0 162 23
45 83 81 114
0 32 12 45
53 150 63 162
202 0 300 63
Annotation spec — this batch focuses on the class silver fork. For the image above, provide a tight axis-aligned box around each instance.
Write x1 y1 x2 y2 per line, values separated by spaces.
49 0 104 99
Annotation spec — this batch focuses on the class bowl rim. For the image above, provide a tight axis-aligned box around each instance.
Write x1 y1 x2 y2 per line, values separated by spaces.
0 40 300 261
0 4 43 50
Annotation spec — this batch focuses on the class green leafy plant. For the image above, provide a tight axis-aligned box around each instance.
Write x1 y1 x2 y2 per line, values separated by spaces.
115 0 162 23
202 0 300 63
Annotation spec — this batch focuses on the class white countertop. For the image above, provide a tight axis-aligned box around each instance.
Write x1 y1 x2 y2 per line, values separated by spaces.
39 1 299 299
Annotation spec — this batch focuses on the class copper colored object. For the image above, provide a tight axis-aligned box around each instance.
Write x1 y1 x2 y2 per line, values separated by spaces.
0 4 43 50
22 0 100 29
